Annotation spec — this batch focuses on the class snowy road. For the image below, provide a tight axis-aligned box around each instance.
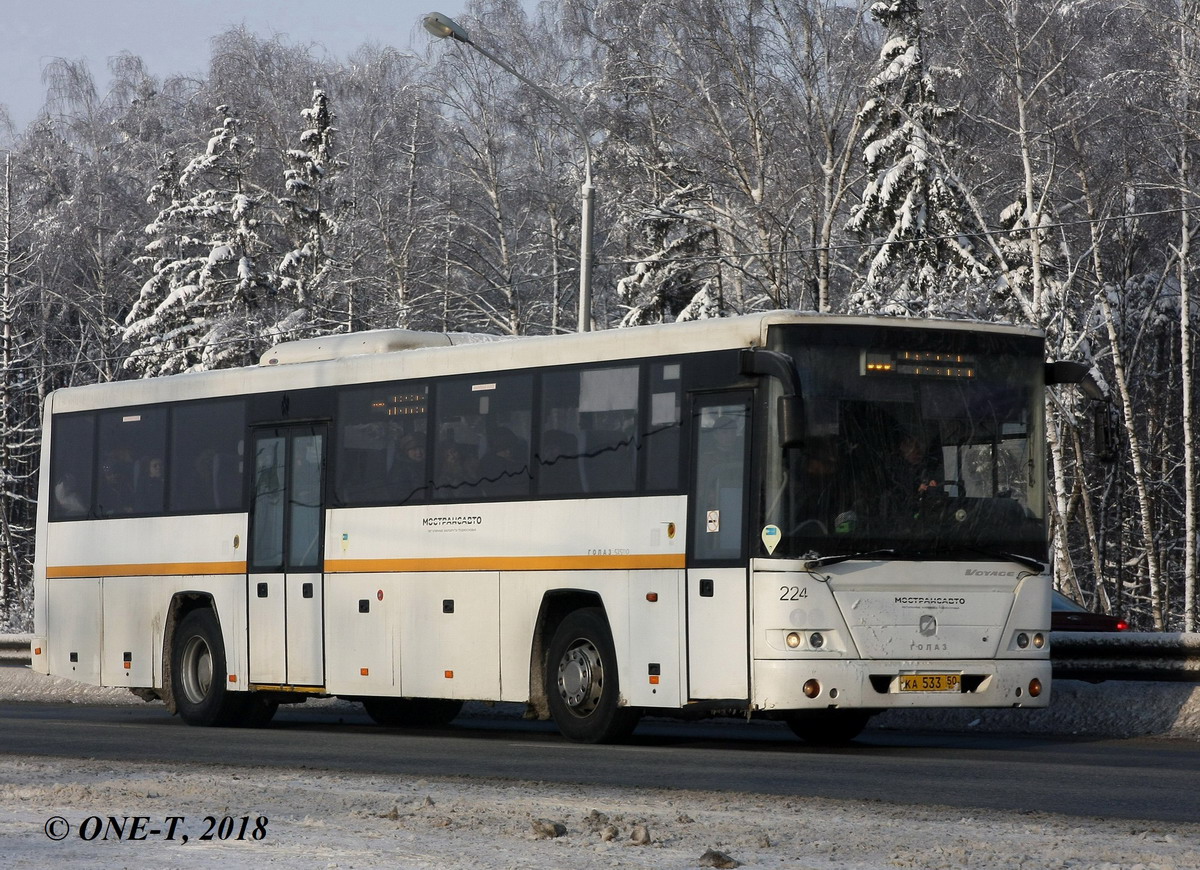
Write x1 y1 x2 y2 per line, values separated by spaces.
3 700 1200 823
2 665 1200 868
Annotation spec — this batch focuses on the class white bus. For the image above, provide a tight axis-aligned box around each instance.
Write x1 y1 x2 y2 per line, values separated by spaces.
32 312 1073 743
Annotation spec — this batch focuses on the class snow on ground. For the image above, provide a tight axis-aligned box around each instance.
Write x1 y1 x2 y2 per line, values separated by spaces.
3 661 1200 869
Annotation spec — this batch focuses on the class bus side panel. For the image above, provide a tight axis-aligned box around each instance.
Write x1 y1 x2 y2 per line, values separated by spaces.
621 570 685 708
399 572 500 700
685 567 749 700
497 570 685 709
497 572 550 703
46 578 102 685
100 577 160 687
112 575 248 692
323 573 398 696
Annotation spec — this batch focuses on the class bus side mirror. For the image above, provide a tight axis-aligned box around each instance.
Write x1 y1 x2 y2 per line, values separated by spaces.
778 395 805 449
1045 360 1106 401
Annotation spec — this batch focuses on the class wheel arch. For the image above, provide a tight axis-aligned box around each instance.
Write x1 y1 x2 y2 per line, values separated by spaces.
161 592 219 714
526 589 607 720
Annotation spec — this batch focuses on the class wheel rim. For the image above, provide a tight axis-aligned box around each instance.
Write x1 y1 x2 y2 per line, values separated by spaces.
556 638 604 717
179 634 214 705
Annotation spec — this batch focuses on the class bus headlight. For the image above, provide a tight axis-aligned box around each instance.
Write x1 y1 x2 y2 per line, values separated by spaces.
785 632 802 649
809 632 825 649
1032 633 1046 649
1016 632 1029 649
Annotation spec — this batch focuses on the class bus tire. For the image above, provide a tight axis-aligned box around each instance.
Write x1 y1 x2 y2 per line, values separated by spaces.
362 698 463 727
545 607 639 744
171 608 252 727
785 710 874 745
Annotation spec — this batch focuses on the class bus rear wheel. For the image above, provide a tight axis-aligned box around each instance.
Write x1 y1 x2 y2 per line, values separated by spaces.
545 607 640 744
362 698 463 727
172 608 275 727
785 710 874 745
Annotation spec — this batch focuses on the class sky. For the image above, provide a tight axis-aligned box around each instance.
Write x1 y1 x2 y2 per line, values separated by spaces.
0 0 457 130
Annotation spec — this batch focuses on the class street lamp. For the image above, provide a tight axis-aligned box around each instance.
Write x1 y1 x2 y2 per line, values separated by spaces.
423 11 595 332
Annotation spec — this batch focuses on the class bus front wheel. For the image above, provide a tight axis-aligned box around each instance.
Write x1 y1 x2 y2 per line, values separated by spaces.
545 607 640 743
171 608 275 727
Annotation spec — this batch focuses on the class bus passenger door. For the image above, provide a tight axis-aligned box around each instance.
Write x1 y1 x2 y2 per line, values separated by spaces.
248 425 327 687
686 393 751 701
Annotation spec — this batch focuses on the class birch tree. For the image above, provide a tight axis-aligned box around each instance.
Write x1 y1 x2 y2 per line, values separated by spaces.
0 153 38 627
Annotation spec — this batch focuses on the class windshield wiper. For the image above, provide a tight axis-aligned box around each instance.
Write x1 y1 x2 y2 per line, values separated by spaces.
803 547 1044 574
803 548 897 570
966 548 1045 574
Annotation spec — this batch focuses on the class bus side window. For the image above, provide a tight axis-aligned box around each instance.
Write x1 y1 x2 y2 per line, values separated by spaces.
578 366 638 494
539 371 585 496
643 362 682 492
170 399 246 513
335 384 429 506
97 408 167 517
435 375 532 500
50 413 95 520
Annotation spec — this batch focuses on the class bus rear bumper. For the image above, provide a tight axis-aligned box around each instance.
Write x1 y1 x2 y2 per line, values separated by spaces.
752 658 1052 711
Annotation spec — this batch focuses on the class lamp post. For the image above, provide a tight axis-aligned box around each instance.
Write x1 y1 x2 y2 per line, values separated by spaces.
423 11 595 332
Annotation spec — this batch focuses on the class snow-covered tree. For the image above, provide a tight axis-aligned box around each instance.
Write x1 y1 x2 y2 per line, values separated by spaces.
615 175 720 326
0 153 38 629
845 0 991 316
123 106 273 375
275 87 343 338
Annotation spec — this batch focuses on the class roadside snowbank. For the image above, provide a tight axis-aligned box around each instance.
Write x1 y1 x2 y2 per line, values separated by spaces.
2 753 1198 870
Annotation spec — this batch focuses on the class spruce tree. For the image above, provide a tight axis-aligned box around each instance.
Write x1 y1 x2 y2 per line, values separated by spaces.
276 87 343 338
123 106 272 374
845 0 990 316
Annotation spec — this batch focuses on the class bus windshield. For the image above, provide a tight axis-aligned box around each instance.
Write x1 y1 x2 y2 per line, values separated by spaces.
764 323 1047 563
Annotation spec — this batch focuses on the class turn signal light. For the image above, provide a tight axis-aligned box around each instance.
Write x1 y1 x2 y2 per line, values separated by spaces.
803 678 821 699
1028 678 1042 698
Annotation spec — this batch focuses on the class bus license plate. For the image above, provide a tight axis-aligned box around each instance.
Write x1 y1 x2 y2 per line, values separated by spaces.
899 674 961 693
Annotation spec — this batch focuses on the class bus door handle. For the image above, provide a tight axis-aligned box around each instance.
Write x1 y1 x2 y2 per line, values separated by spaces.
699 578 714 598
256 582 269 598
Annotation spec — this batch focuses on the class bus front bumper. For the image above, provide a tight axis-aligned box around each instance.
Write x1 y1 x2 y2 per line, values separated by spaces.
752 657 1051 711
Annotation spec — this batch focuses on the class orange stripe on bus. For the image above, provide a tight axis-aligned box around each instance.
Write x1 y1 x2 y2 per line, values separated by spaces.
47 561 248 579
46 554 685 578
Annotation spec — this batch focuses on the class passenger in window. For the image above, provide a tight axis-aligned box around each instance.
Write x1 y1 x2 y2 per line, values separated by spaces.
387 433 428 502
885 429 940 502
97 450 135 515
480 427 529 497
53 472 87 516
436 441 479 496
